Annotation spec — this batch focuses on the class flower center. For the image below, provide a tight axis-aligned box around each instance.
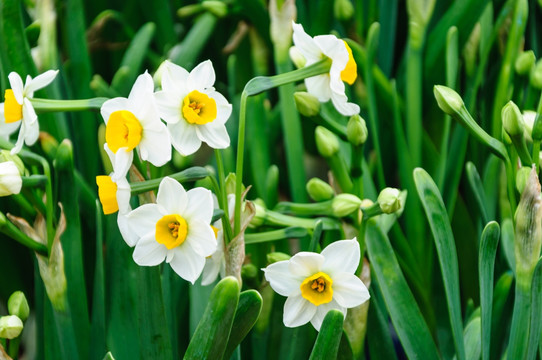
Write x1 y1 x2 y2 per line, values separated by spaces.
105 110 143 153
182 90 217 125
4 90 23 124
340 41 357 85
96 176 119 214
156 214 188 249
300 272 333 306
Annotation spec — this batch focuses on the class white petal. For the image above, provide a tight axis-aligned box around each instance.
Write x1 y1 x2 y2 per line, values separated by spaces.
185 220 217 257
162 61 189 97
11 125 25 154
314 35 348 71
168 243 205 283
332 272 370 308
118 214 138 247
100 97 130 124
292 22 322 62
22 101 39 146
127 203 163 237
283 294 316 328
25 70 58 95
305 75 332 102
310 300 345 331
207 91 232 124
0 161 22 196
183 187 213 223
201 254 222 286
132 233 167 266
330 91 360 116
288 252 324 278
128 72 155 117
196 122 230 149
115 178 132 215
168 120 201 156
154 91 182 124
156 176 187 214
321 239 360 275
187 60 216 91
106 146 133 176
263 260 302 297
138 124 172 167
8 73 24 103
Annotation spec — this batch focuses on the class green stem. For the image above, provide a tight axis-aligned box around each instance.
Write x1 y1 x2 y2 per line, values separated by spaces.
129 167 209 195
264 210 339 230
327 154 353 193
30 97 108 113
507 280 532 359
274 201 333 217
505 159 518 215
244 227 308 244
214 149 233 243
406 42 423 167
22 174 48 187
7 336 20 359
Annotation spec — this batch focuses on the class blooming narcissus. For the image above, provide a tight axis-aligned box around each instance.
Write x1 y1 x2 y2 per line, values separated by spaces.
291 22 360 116
154 60 232 156
263 238 370 331
100 71 171 174
0 70 58 154
123 177 217 283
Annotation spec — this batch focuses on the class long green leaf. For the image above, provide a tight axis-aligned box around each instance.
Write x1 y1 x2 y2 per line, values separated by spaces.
365 220 440 359
414 167 465 360
526 258 542 360
309 310 344 360
478 222 499 360
466 162 490 224
463 314 481 360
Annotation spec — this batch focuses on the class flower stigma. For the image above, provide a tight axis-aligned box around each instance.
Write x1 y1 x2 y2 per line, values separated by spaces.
300 272 333 306
182 90 217 125
340 41 357 85
156 214 188 249
4 90 23 124
106 110 143 152
96 176 119 214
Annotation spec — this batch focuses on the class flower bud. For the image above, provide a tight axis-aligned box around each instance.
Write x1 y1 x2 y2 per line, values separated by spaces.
306 178 334 202
522 111 536 141
515 50 536 76
377 187 402 214
294 92 320 117
502 101 525 137
346 114 368 146
202 1 228 17
0 315 23 339
0 161 22 196
0 150 24 174
249 201 267 228
315 126 340 157
334 0 354 21
266 252 291 264
241 263 258 280
434 85 465 116
530 59 542 89
8 291 29 321
289 46 306 69
39 132 59 158
332 193 362 217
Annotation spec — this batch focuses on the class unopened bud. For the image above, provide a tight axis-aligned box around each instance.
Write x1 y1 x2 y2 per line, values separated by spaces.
39 132 59 158
8 291 29 321
0 150 24 174
53 139 74 171
502 101 525 137
523 111 537 141
202 1 228 17
249 201 267 228
334 0 355 21
289 46 306 69
266 252 291 264
434 85 465 116
332 193 362 217
347 114 368 146
531 59 542 89
515 50 536 76
377 187 401 214
315 126 340 157
241 263 258 280
294 92 320 117
0 315 23 339
306 178 334 202
0 161 22 196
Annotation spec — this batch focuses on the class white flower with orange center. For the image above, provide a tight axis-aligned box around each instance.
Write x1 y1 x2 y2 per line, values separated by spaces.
263 238 370 331
291 22 360 116
0 70 58 154
124 176 217 283
154 60 232 156
100 71 171 173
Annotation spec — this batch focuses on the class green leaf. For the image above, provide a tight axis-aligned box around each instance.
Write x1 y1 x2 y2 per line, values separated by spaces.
367 289 398 360
90 201 106 360
466 162 490 224
184 277 240 359
414 167 465 360
223 290 263 360
501 218 516 273
309 310 344 360
478 221 499 360
463 314 481 360
526 258 542 360
365 220 440 359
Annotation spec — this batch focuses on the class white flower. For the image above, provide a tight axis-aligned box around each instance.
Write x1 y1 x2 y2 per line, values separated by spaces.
0 315 24 339
154 60 232 156
100 71 171 173
291 22 360 116
124 177 217 283
263 238 370 331
0 161 23 196
523 110 537 141
0 70 58 154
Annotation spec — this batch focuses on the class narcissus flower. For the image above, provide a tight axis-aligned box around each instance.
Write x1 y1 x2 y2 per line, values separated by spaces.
0 70 58 154
291 22 359 116
101 72 171 173
154 60 232 155
124 177 217 283
96 145 131 215
263 238 370 331
0 160 22 196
